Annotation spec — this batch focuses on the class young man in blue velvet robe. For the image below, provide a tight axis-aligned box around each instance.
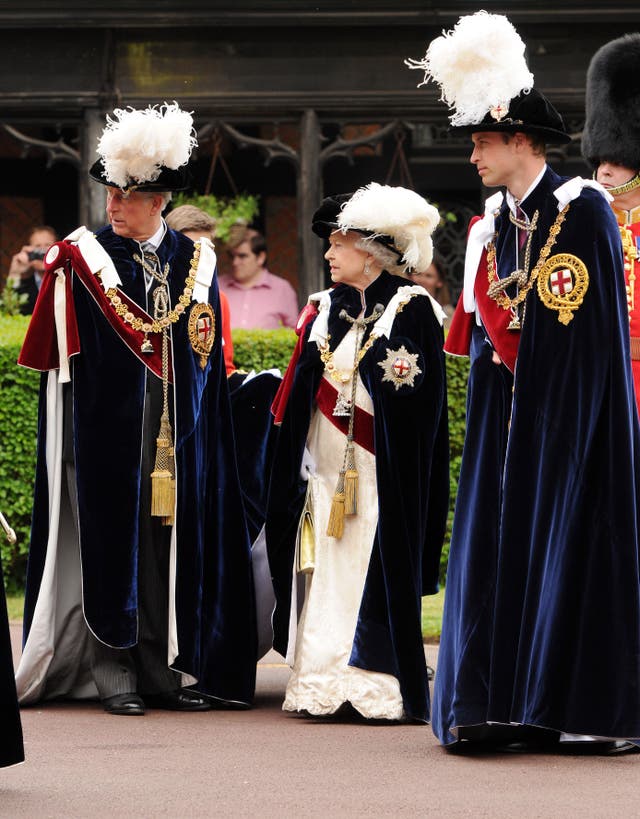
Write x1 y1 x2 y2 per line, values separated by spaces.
411 12 640 752
15 105 256 715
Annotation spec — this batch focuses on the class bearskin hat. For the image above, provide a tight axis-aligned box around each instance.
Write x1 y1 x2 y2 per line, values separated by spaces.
582 33 640 170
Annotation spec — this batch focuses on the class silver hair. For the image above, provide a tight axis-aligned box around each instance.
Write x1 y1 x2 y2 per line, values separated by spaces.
354 235 405 274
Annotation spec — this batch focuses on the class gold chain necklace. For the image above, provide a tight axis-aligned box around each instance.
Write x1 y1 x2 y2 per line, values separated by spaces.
487 204 569 310
620 225 637 320
320 332 377 385
320 305 383 385
97 242 200 337
133 252 170 285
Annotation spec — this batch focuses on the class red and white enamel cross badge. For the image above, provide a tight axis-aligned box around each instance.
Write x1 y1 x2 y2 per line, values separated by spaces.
188 302 216 369
378 344 422 391
550 268 574 296
537 253 589 325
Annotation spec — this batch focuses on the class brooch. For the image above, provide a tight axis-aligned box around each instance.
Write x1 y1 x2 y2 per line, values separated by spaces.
537 253 589 325
188 302 215 369
377 344 422 391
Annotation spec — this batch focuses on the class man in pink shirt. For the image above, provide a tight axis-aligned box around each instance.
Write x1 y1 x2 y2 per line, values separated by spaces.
219 231 299 329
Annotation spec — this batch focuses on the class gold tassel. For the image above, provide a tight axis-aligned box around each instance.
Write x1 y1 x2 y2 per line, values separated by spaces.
151 413 175 523
343 442 358 515
151 469 174 517
326 471 346 538
344 470 358 515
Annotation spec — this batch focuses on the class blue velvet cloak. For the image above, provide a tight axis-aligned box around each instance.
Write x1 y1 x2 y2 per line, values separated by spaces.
266 271 449 722
0 555 23 767
434 167 640 743
23 226 256 704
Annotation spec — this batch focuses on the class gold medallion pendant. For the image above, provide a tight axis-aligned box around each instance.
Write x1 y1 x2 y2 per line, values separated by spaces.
188 302 216 369
536 253 589 325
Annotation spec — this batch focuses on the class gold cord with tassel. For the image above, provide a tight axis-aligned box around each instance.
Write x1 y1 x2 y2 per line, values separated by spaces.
326 319 364 537
343 441 358 515
150 285 176 526
326 470 346 538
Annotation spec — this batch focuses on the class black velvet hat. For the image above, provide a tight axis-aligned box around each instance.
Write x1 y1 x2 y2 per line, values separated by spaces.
407 12 570 147
312 184 441 274
311 191 402 262
90 102 197 193
455 88 571 145
311 193 354 238
89 159 191 192
582 34 640 170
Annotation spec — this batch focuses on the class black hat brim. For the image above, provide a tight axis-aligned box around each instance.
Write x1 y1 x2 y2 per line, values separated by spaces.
453 122 571 145
452 88 571 145
89 159 191 192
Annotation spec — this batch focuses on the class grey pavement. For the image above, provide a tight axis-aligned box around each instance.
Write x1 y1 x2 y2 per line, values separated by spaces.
2 624 639 818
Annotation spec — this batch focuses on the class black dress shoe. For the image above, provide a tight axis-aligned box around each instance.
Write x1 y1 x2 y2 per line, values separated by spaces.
605 741 640 755
102 693 145 716
144 689 212 711
558 740 640 755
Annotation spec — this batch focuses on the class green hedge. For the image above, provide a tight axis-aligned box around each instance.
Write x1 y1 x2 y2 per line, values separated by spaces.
0 318 469 591
0 316 41 591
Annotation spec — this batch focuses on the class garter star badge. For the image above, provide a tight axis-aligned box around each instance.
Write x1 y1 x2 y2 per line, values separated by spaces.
537 253 589 325
378 345 422 391
188 302 215 369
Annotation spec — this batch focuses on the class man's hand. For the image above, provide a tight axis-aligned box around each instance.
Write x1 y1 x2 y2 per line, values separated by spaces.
8 245 37 281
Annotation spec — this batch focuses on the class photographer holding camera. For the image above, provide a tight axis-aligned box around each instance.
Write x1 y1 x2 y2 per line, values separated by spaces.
7 225 58 314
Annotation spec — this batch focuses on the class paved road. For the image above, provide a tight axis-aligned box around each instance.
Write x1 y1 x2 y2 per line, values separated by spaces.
2 625 638 818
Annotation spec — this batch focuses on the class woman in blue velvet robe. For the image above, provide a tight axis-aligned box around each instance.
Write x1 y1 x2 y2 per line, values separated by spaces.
267 186 449 723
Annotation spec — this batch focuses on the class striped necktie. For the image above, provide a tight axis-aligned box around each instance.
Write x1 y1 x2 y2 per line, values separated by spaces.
516 205 528 251
140 241 158 291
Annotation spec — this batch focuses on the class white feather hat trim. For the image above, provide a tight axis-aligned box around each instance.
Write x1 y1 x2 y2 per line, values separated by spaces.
337 183 441 273
406 11 534 127
96 102 197 188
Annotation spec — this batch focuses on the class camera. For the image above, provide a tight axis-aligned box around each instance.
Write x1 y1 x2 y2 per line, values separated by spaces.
27 248 46 262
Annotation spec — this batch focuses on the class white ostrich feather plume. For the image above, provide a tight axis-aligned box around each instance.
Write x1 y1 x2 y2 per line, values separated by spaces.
96 102 197 188
406 11 534 126
338 183 441 272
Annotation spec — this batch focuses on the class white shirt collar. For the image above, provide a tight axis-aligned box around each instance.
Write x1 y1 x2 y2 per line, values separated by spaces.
139 219 167 251
505 164 547 216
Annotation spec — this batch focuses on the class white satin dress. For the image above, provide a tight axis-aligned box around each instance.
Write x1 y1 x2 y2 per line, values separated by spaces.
283 323 404 719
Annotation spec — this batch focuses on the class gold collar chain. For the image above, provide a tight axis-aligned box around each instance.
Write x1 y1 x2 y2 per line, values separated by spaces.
487 205 569 311
319 292 418 384
97 242 201 335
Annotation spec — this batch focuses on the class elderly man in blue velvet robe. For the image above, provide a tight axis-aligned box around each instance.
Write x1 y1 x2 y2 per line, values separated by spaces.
410 12 640 753
15 104 256 716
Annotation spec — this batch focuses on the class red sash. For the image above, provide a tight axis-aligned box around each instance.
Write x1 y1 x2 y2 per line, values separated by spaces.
472 245 520 373
19 241 172 382
315 377 375 455
271 302 319 424
443 217 520 373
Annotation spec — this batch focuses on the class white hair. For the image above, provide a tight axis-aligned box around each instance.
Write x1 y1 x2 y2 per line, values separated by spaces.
354 236 403 275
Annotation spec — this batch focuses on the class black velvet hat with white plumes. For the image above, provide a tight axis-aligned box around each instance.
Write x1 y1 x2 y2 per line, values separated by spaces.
582 33 640 170
407 11 570 146
89 102 196 192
